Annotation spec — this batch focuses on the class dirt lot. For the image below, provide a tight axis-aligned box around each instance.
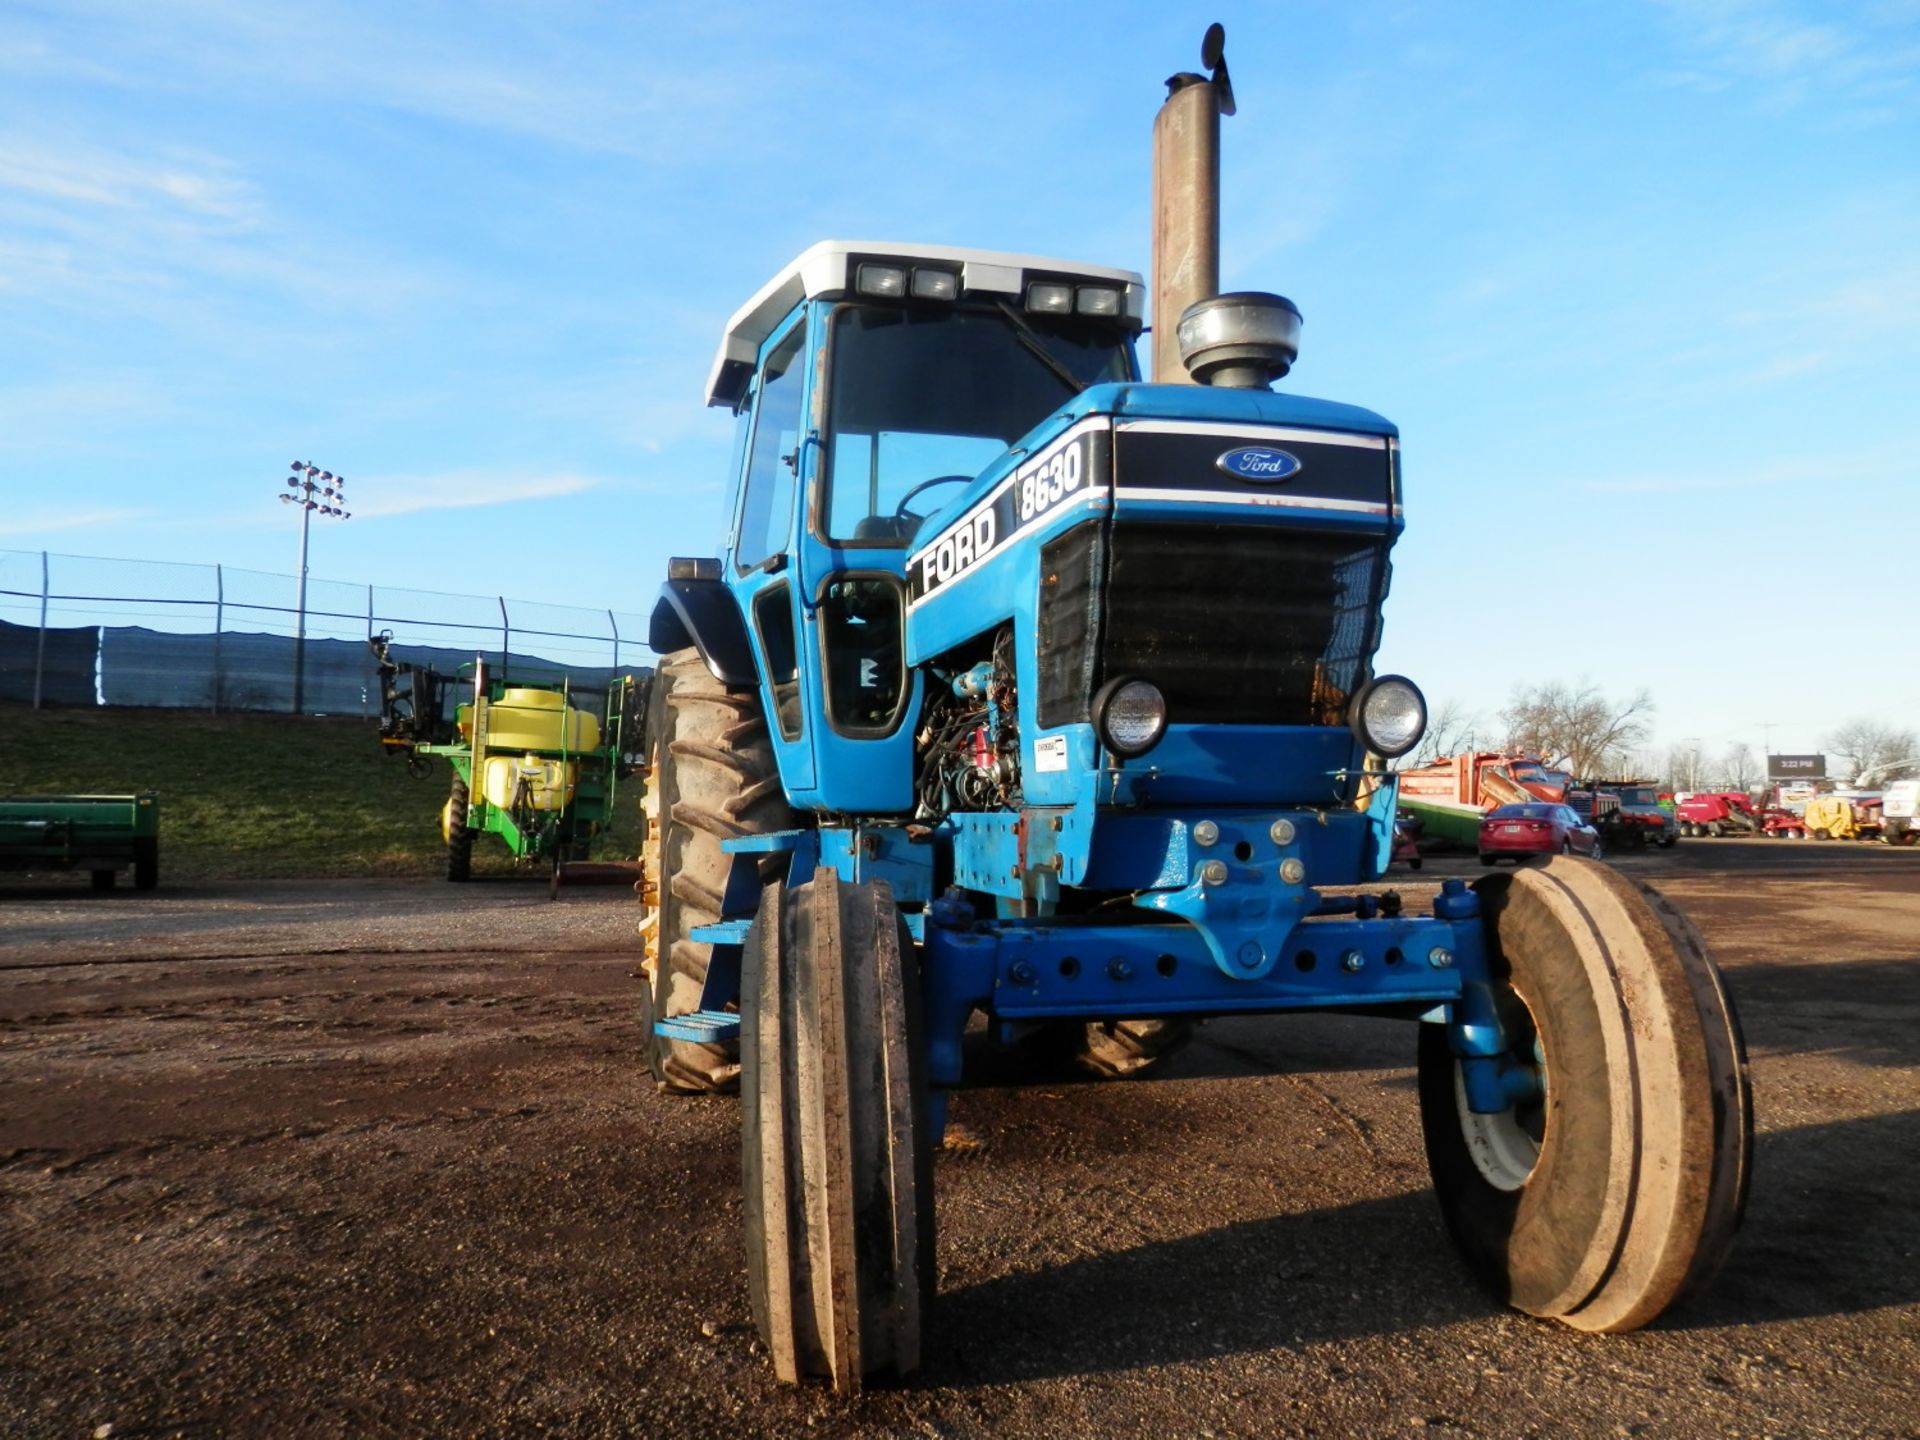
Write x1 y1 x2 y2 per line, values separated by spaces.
3 843 1917 1439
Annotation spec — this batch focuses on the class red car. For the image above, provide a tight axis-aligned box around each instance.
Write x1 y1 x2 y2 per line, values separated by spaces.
1479 802 1603 864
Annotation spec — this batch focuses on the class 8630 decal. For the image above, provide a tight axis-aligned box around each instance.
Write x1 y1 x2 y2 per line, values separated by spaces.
908 426 1106 604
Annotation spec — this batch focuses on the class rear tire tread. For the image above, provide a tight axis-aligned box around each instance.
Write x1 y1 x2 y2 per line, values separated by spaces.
641 648 794 1094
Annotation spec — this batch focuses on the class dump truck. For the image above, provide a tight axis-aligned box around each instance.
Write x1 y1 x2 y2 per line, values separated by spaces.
635 28 1749 1392
1568 782 1678 850
0 792 159 890
1395 751 1574 847
369 634 644 886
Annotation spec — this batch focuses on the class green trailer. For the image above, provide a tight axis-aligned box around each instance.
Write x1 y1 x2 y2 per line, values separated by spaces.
369 635 647 886
0 792 160 891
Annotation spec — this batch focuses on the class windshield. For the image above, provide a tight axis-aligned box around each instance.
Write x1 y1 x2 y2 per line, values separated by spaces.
1617 787 1657 806
823 303 1132 544
1510 763 1569 789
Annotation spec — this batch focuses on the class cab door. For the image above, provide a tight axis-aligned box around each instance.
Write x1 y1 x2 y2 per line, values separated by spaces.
724 310 816 795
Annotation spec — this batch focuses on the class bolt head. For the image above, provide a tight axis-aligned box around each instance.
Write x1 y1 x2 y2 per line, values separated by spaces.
1279 858 1306 884
1236 940 1265 968
1107 957 1134 981
1008 959 1036 986
1269 818 1297 845
1193 819 1220 847
1200 859 1229 886
1428 946 1454 969
1341 949 1365 973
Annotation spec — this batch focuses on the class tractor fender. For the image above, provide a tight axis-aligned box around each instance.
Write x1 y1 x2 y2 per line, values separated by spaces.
650 577 757 686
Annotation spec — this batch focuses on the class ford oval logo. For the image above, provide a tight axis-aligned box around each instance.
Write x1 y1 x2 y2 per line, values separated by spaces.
1215 446 1302 483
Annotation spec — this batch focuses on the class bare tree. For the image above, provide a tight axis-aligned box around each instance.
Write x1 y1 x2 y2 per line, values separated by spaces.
1716 741 1758 791
1825 719 1920 784
1500 680 1655 777
1401 697 1480 768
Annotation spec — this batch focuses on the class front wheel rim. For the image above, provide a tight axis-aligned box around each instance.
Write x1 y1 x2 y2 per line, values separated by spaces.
1453 993 1547 1192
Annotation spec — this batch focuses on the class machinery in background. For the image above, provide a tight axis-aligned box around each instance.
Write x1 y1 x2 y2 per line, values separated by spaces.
0 792 159 891
1882 780 1919 845
369 633 647 890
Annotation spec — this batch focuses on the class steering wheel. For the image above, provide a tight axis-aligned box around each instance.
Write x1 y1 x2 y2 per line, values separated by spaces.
892 474 973 521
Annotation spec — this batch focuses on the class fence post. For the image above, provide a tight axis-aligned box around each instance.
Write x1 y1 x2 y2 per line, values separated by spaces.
31 550 48 710
211 564 225 714
608 609 620 672
499 596 510 681
365 584 375 717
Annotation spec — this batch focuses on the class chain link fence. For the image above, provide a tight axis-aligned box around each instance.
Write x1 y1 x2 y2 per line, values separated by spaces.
0 549 653 715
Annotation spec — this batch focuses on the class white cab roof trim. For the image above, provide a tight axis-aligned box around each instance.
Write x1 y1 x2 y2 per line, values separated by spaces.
704 240 1145 407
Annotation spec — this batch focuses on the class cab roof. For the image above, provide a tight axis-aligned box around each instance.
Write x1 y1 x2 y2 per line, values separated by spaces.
705 240 1145 408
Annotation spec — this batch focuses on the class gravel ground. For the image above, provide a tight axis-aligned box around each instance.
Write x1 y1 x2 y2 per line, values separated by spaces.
2 842 1917 1439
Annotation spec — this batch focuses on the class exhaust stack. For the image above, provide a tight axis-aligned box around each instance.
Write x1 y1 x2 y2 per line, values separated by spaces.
1152 25 1301 390
1150 24 1230 384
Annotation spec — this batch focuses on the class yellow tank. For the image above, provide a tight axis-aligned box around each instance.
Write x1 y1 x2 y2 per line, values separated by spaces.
456 687 601 753
481 753 580 811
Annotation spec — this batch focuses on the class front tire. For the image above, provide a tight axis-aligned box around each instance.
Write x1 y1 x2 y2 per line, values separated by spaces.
1418 856 1750 1332
444 776 473 882
743 871 931 1392
638 647 793 1094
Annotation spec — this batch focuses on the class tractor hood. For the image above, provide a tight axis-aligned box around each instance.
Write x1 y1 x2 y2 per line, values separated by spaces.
905 380 1401 646
909 380 1397 552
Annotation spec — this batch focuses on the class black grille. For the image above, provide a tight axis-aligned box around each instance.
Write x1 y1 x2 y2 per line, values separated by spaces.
1037 524 1103 728
1039 521 1388 728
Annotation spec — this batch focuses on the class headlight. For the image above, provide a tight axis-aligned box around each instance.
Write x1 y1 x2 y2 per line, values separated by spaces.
1026 281 1073 314
1349 675 1426 758
911 267 959 301
1076 285 1121 316
1093 676 1168 758
856 263 908 298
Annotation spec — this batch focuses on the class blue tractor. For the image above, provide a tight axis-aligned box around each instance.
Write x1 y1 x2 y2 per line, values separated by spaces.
638 28 1750 1393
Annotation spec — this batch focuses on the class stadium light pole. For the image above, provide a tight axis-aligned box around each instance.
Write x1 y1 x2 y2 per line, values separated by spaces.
281 461 352 713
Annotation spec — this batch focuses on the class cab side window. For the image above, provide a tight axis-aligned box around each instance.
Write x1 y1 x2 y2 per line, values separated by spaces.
735 321 808 570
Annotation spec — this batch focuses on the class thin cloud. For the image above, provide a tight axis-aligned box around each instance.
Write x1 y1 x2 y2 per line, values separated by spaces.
0 137 258 221
351 469 603 519
1577 448 1902 494
1653 0 1920 110
0 506 147 538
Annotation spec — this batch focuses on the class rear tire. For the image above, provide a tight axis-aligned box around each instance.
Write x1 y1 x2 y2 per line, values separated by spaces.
1418 856 1750 1332
444 776 473 882
743 870 931 1392
639 647 794 1094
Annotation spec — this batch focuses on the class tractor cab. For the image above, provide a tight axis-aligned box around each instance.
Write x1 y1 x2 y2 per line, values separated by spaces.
659 241 1147 811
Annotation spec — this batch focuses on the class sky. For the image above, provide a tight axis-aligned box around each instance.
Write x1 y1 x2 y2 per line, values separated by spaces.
1 0 1916 761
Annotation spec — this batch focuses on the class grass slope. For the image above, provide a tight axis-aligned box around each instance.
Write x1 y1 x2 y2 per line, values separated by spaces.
0 705 643 881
